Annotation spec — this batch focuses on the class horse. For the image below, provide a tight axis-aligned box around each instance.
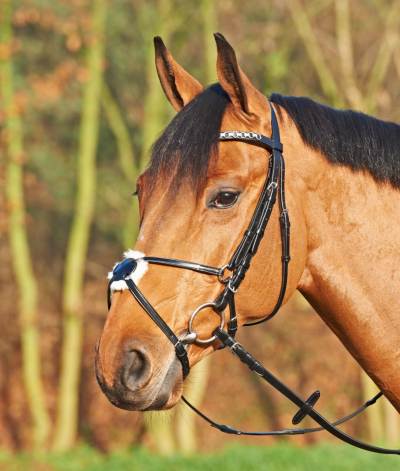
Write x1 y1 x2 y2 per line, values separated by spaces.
95 33 400 445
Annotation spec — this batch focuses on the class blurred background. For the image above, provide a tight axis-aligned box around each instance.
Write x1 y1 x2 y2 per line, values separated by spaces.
1 0 400 468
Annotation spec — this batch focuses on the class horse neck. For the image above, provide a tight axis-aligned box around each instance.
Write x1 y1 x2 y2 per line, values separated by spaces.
291 143 400 411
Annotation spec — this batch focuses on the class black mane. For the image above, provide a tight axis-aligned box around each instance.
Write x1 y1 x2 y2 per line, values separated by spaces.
147 83 230 195
271 94 400 188
148 86 400 193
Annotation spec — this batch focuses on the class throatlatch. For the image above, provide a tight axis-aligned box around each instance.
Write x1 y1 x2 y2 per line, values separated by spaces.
107 99 399 456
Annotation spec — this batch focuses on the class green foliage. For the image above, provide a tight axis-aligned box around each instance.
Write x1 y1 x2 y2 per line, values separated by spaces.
1 444 400 471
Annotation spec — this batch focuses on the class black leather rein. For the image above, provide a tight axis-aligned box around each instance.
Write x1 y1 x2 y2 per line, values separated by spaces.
107 100 399 455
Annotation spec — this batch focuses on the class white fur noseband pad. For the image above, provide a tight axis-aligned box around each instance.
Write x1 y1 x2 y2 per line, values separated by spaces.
108 250 148 298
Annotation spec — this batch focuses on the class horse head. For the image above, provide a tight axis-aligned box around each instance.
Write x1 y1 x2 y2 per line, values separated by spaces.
95 33 307 411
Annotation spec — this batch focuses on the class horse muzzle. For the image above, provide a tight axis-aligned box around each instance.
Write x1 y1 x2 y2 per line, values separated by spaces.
95 336 183 411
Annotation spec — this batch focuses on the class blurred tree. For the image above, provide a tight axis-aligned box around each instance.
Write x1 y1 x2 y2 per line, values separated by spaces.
0 0 51 451
383 398 400 447
174 0 217 453
285 0 343 107
101 83 138 248
139 0 172 170
137 0 177 455
175 359 211 454
334 0 364 109
201 0 218 85
361 372 385 444
52 0 107 451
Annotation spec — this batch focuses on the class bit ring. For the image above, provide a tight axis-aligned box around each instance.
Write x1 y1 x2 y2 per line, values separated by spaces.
218 264 232 284
188 302 225 344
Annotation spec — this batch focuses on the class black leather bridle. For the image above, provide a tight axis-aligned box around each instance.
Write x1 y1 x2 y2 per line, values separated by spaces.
107 100 399 455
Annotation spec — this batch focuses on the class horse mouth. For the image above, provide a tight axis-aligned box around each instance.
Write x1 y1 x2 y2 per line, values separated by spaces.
95 350 184 412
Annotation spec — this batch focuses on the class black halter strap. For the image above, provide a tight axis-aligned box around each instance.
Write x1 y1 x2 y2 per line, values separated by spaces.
214 101 290 327
108 258 192 378
106 99 399 455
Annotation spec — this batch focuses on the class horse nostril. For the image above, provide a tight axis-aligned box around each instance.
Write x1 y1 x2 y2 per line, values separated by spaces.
120 343 152 391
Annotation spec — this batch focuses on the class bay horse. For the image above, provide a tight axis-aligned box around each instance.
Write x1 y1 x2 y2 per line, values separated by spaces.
95 33 400 452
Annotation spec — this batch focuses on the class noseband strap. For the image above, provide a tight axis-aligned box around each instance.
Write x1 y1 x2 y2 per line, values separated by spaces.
108 258 191 378
106 99 398 455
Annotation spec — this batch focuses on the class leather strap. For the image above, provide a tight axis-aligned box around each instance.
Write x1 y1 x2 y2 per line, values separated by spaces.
211 327 400 455
215 102 290 323
244 153 290 325
181 391 383 436
143 257 223 277
107 259 190 379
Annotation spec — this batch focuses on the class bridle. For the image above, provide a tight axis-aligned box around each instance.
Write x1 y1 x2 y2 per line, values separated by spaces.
107 100 399 456
108 100 287 375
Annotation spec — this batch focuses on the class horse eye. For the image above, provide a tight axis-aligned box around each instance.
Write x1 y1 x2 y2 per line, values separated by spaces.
214 192 239 208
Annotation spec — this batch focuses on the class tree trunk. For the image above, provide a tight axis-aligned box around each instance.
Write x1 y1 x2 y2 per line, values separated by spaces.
0 1 51 451
101 84 138 248
175 356 211 454
383 396 400 447
334 0 364 109
201 0 218 85
52 0 106 451
361 371 385 443
285 0 344 108
139 0 172 172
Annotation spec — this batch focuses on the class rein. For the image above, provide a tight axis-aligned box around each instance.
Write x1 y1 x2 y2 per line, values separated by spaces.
107 100 399 456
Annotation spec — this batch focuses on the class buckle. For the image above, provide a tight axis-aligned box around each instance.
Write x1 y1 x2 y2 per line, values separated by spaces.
227 279 238 294
229 341 243 356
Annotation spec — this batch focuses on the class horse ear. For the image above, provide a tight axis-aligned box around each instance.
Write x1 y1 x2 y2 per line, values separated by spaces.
214 33 265 115
154 37 204 112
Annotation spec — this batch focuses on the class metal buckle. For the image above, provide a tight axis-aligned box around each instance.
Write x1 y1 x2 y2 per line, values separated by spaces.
227 279 238 294
267 181 279 191
229 341 243 356
228 316 237 326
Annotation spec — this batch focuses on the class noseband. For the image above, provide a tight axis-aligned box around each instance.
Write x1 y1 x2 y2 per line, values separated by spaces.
107 100 399 456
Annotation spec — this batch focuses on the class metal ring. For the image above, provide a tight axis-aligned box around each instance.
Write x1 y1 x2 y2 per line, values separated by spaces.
188 302 225 345
218 264 232 284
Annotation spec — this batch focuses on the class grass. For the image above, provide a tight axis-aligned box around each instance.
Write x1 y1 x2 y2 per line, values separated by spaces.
1 443 399 471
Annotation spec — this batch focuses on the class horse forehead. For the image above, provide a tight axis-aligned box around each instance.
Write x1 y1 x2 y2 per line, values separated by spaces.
216 140 264 174
220 102 269 130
